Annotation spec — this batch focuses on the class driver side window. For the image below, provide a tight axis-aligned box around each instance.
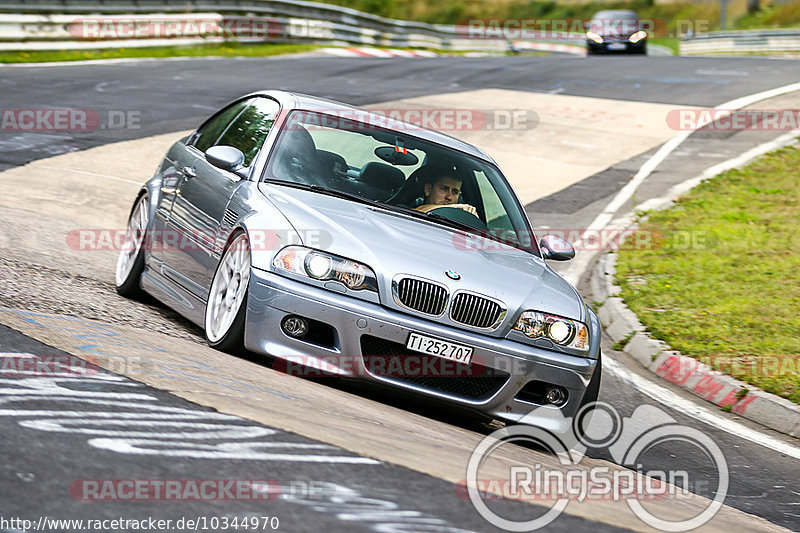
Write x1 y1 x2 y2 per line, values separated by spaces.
192 99 252 153
215 98 280 167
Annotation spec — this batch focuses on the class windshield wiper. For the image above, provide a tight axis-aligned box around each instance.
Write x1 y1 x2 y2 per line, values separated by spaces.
265 180 381 207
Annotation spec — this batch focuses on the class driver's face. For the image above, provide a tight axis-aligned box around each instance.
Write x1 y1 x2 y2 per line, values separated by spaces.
424 177 462 205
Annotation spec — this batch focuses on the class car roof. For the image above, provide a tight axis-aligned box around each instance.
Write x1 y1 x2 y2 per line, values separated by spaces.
247 89 496 164
591 10 639 20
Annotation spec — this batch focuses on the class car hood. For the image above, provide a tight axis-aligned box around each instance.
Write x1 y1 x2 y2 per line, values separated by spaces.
260 184 585 323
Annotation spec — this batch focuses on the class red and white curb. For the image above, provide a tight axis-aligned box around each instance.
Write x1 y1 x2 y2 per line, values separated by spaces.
319 47 438 58
511 41 586 56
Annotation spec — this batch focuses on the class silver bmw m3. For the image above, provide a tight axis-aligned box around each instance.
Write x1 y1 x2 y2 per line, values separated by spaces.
116 90 602 429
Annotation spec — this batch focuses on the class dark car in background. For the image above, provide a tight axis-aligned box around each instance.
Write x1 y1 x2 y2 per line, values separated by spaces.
586 10 647 55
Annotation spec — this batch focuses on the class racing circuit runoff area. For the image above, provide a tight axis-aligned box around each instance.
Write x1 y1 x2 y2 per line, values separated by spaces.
0 54 800 533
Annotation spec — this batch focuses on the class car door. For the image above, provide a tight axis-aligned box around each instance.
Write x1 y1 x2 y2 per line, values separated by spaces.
150 98 251 270
159 96 280 298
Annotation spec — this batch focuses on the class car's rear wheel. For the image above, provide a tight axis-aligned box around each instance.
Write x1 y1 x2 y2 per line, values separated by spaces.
205 231 251 353
115 193 149 298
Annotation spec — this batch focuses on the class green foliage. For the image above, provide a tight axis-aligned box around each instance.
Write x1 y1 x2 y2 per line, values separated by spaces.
615 144 800 404
0 42 319 63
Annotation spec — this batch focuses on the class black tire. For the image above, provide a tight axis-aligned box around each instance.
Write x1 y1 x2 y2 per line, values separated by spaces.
207 292 248 354
115 193 149 299
204 232 250 354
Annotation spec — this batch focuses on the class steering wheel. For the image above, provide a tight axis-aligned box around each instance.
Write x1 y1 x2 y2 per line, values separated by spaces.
428 206 488 231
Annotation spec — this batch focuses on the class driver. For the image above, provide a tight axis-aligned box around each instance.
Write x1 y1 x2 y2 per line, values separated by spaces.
414 168 478 216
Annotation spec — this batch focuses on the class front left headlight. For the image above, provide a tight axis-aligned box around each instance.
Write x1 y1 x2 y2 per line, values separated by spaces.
629 30 647 43
273 245 378 292
512 311 589 352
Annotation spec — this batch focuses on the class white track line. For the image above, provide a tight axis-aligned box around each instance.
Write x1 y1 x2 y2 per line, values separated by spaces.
562 80 800 286
33 165 142 185
604 356 800 459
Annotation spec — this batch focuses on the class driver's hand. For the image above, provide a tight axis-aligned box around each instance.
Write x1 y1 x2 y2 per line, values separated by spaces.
415 203 478 216
451 203 478 216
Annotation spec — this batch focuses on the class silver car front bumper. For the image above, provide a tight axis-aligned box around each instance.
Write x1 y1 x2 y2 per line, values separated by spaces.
246 268 598 429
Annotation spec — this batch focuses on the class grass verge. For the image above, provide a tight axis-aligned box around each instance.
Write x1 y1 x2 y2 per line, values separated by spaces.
649 38 679 54
0 42 320 64
615 142 800 404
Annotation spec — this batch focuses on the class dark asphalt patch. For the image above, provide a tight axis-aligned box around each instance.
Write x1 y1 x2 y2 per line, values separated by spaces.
0 328 634 533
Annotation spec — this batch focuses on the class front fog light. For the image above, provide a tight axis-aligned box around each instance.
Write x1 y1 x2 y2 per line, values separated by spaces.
282 316 309 338
545 386 568 406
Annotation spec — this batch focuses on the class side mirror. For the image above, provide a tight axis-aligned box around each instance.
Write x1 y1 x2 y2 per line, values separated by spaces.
205 145 245 174
540 235 575 261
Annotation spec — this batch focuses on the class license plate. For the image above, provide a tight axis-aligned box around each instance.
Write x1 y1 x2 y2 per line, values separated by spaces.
607 43 626 50
406 332 474 364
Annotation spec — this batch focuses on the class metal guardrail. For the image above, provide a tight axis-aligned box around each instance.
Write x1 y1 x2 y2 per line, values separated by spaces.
0 0 584 54
681 28 800 55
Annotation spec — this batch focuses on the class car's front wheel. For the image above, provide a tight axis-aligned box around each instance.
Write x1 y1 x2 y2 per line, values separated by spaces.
205 231 251 353
115 193 149 298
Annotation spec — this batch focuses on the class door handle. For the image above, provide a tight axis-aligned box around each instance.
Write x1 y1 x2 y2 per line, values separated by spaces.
180 166 197 178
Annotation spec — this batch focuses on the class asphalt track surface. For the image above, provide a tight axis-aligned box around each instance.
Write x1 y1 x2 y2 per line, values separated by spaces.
1 54 800 532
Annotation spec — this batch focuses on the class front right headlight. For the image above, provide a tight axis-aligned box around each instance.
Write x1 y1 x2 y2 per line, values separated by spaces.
273 245 378 293
586 31 604 43
512 311 589 352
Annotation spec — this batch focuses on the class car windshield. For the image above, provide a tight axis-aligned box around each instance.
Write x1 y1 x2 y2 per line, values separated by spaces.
263 109 535 250
590 11 640 34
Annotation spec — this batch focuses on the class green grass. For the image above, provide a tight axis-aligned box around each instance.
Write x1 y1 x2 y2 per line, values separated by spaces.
0 42 320 64
649 38 679 54
615 143 800 404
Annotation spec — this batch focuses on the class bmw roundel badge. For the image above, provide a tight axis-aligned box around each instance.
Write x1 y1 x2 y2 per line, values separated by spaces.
445 270 461 280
